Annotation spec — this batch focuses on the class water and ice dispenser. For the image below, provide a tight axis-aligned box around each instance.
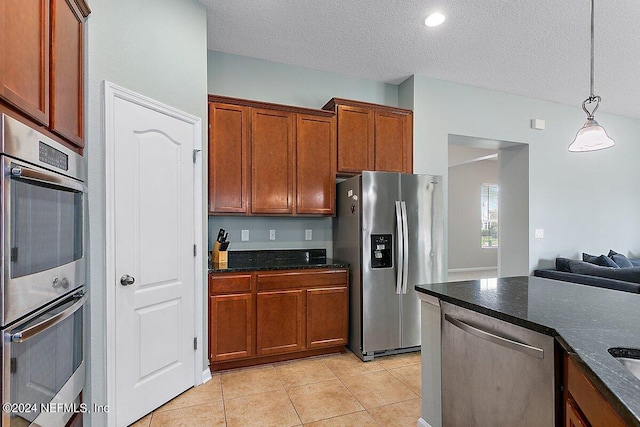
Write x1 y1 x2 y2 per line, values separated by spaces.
371 234 392 268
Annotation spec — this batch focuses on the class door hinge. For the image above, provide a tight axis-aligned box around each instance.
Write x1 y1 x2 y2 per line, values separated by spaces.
193 149 202 164
10 247 17 262
193 337 198 350
194 244 197 257
10 358 16 374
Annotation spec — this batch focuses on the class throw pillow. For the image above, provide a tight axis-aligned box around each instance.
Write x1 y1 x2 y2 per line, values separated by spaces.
568 260 640 284
608 250 634 268
555 257 571 272
582 253 619 268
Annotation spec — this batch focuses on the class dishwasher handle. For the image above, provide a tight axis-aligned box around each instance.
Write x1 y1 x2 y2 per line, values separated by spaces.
444 314 544 359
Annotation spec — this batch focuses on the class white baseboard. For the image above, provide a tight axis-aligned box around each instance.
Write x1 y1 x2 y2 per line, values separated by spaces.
417 417 433 427
200 368 212 385
448 266 497 273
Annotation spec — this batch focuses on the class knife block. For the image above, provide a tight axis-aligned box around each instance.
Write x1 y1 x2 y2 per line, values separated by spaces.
212 241 228 267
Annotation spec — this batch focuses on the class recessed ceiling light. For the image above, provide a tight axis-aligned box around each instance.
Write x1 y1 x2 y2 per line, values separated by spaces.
425 12 445 27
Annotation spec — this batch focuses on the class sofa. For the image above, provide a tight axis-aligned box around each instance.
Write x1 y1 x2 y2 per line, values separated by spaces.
533 251 640 294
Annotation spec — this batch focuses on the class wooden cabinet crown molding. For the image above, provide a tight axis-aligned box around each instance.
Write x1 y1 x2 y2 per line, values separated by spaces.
322 97 413 115
208 94 334 118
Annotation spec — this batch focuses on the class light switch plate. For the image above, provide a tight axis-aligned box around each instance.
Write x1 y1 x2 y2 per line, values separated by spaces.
241 230 249 241
534 229 544 238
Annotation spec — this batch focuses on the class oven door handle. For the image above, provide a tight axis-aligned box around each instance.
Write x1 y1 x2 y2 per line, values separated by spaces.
10 165 86 193
11 292 87 343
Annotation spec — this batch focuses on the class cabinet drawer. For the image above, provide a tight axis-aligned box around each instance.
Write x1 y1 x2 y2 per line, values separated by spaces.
209 273 252 294
565 355 626 427
257 269 347 291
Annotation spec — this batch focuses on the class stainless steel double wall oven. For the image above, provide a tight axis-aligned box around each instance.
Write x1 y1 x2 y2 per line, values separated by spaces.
0 114 87 427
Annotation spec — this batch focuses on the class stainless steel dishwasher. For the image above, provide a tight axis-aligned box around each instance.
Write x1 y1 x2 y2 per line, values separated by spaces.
440 301 556 426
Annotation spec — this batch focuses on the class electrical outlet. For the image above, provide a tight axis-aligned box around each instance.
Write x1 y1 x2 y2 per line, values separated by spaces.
269 230 276 240
305 229 312 240
241 230 249 241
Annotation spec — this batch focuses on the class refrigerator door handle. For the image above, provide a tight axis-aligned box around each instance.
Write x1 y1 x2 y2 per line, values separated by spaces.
401 201 409 294
395 201 403 295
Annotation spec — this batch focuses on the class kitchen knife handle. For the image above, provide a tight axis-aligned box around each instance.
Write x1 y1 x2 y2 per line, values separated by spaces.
401 201 409 294
395 201 403 295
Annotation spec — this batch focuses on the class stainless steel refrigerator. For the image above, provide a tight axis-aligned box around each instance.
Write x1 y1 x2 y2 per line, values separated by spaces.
334 171 444 361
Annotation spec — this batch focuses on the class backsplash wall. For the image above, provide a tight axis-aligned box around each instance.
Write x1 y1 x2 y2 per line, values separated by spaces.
208 216 333 257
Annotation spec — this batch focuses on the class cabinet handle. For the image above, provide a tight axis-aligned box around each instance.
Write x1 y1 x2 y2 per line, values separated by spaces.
445 314 544 359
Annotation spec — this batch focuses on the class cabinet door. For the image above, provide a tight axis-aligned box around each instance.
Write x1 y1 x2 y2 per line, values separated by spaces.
0 0 50 125
296 114 336 215
50 0 84 147
374 110 412 173
251 109 294 214
256 290 304 355
209 103 249 213
209 294 253 361
336 105 374 174
565 396 589 427
306 287 348 349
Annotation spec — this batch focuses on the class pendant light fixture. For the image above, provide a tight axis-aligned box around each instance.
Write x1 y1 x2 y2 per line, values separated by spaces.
568 0 614 152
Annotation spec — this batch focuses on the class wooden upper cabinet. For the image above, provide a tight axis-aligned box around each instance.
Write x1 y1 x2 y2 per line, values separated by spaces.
0 0 50 125
375 110 412 173
50 0 84 147
251 108 295 214
323 98 413 175
208 102 249 213
335 105 374 174
0 0 89 151
296 114 336 215
208 95 336 216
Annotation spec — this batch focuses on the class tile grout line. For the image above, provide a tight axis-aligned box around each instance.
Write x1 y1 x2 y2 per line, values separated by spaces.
319 354 382 425
273 362 304 427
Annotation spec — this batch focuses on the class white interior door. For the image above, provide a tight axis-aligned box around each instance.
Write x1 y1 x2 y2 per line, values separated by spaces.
107 86 198 426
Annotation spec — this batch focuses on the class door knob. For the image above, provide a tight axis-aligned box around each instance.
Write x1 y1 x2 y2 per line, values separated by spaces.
120 275 135 286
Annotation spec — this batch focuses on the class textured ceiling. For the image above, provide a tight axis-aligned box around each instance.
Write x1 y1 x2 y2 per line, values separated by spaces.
202 0 640 119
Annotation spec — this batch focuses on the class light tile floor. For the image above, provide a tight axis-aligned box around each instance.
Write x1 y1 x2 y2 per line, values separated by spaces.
130 350 421 427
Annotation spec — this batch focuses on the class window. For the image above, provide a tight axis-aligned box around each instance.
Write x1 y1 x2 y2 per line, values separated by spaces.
481 184 498 248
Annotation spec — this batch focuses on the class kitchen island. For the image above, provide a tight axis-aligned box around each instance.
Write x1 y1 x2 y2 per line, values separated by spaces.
415 276 640 427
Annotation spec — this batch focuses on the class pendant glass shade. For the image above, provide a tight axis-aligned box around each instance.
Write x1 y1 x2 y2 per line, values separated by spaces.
569 118 615 152
570 0 614 152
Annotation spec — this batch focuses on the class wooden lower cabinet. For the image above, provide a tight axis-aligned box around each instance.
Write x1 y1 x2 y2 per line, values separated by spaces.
566 396 589 427
209 293 253 361
564 353 628 427
209 268 348 370
208 273 253 362
257 290 304 355
306 287 348 349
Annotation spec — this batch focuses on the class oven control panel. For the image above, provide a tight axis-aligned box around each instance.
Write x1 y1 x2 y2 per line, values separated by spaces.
39 141 69 171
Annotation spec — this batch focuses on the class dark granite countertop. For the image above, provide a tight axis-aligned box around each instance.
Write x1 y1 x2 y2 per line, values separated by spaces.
209 249 349 273
415 276 640 427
